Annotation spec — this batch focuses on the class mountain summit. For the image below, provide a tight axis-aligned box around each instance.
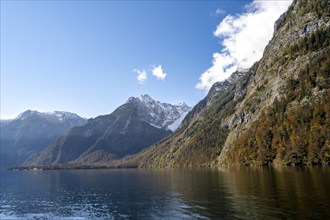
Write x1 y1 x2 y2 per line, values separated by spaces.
114 0 330 168
0 110 87 168
15 110 84 122
126 94 191 131
25 95 191 165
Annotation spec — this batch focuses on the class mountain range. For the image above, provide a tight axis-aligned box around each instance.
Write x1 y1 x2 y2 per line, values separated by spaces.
22 95 191 166
4 0 330 169
0 111 87 168
109 0 330 168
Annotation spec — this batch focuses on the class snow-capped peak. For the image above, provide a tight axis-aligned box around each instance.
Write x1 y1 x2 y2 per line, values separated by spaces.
176 101 185 106
15 110 86 124
138 94 153 102
126 94 191 131
47 111 83 122
16 110 41 120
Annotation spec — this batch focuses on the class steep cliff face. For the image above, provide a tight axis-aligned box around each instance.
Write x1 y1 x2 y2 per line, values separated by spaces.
117 0 330 167
218 0 330 166
116 68 256 168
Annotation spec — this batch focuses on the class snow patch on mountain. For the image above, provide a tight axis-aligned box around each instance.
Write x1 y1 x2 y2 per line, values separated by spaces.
15 110 87 124
127 94 191 130
168 111 189 131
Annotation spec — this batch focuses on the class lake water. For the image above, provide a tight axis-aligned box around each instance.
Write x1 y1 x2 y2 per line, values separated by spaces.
1 167 330 219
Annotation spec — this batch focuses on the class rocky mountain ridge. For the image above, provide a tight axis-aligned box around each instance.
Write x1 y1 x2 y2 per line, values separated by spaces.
8 0 330 169
24 95 191 165
125 94 191 131
0 110 87 168
111 0 330 168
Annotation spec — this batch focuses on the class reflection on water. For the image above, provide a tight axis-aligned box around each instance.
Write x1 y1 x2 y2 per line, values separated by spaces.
216 167 330 219
1 167 330 219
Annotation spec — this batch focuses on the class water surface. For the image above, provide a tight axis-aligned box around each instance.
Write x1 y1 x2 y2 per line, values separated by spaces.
1 167 330 219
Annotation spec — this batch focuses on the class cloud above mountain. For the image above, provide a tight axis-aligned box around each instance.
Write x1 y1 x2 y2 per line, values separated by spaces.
152 65 167 80
134 65 167 84
134 69 148 84
196 0 292 91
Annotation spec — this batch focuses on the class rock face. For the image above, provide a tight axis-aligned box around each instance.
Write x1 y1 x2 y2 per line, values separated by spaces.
25 95 191 165
117 0 330 167
118 67 256 167
217 0 330 166
0 111 87 168
125 94 191 131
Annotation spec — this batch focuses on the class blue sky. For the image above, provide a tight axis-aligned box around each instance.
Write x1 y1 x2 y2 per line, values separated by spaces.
1 0 291 119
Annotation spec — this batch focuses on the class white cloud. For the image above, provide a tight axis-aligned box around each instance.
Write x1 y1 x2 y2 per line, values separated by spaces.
151 65 167 80
215 8 226 15
134 64 167 83
196 0 292 91
134 69 148 84
196 53 236 90
211 8 226 17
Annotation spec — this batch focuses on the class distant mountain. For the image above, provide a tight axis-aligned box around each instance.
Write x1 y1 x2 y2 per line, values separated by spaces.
115 0 330 167
0 110 87 168
25 95 191 165
125 94 191 131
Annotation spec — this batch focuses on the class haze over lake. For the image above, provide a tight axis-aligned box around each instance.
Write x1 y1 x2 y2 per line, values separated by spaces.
1 168 330 219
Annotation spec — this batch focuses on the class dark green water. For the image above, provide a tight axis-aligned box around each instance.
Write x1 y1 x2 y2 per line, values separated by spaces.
1 167 330 219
